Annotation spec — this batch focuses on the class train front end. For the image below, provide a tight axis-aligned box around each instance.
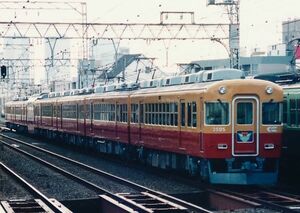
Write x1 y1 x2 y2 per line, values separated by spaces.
203 79 283 184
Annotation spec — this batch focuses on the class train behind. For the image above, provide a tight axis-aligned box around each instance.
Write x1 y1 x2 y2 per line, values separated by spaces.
5 78 283 185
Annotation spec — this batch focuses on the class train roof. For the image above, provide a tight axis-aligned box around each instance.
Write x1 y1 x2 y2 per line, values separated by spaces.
131 78 282 98
6 78 282 105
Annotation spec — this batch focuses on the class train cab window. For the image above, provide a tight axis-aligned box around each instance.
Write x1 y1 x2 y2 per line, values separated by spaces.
237 102 253 124
205 102 229 125
262 102 282 125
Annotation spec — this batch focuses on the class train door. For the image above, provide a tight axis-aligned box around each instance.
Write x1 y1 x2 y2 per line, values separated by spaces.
116 102 119 139
55 102 58 130
25 105 27 124
90 102 93 134
83 101 87 137
60 104 63 129
76 104 79 131
232 96 259 156
34 105 39 127
139 101 143 141
179 99 185 149
200 97 204 152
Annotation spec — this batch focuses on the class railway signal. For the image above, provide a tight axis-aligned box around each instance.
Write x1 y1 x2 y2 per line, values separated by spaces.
1 65 7 79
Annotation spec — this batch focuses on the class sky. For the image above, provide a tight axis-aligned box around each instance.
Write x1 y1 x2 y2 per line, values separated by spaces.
85 0 300 68
0 0 300 70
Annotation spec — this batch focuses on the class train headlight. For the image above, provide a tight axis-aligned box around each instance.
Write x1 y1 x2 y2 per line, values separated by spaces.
265 86 273 94
219 86 227 94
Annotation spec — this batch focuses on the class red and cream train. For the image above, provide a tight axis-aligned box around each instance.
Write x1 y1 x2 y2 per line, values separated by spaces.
5 78 283 184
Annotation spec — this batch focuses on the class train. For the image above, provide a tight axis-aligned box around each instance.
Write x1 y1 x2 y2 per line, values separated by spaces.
282 83 300 157
5 77 283 185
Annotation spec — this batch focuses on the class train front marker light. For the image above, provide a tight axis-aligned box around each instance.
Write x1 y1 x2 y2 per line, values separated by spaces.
266 86 273 94
219 86 226 94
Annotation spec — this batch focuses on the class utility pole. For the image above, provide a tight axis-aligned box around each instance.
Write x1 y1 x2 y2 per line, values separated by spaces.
207 0 240 69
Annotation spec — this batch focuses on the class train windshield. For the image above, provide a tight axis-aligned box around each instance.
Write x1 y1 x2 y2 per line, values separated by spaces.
205 102 229 125
262 102 282 125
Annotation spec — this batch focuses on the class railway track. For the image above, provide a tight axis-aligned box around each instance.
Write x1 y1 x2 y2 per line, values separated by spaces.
0 162 71 213
0 133 212 213
214 186 300 213
4 132 300 212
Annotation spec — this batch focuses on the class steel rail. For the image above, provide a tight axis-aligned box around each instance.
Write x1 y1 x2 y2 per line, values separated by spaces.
216 187 300 213
0 134 212 213
0 162 71 213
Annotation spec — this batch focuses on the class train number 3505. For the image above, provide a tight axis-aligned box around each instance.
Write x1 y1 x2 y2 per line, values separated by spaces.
212 127 226 132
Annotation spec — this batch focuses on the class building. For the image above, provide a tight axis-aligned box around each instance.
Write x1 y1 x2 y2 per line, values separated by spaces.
188 19 300 75
282 19 300 56
190 56 291 76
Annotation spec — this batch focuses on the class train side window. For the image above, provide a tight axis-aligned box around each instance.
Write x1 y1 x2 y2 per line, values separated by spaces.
57 105 61 118
139 104 144 123
144 104 148 124
121 104 128 123
34 106 38 116
116 104 120 121
237 102 253 124
192 102 197 127
78 105 84 119
170 103 174 126
174 102 178 126
187 102 197 127
90 104 93 120
205 102 229 125
93 104 100 120
181 102 185 127
187 102 192 126
84 104 89 119
166 103 170 125
111 104 116 121
131 104 139 123
262 102 282 125
53 105 57 117
158 103 162 125
42 105 52 117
